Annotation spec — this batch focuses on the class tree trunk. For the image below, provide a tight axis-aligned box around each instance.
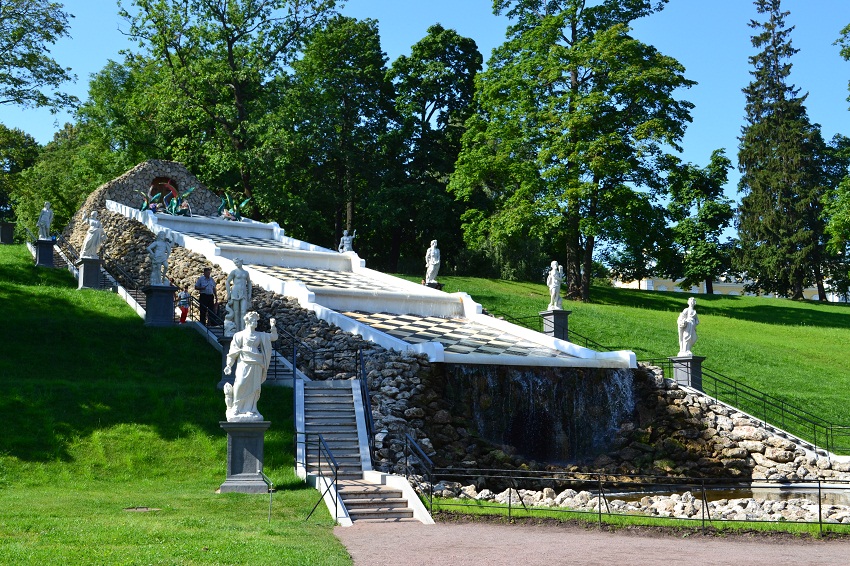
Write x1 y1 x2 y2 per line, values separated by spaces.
814 264 826 301
565 201 582 300
581 233 594 302
705 278 714 294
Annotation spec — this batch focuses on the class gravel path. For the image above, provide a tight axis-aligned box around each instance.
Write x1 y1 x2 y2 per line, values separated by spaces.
334 521 850 566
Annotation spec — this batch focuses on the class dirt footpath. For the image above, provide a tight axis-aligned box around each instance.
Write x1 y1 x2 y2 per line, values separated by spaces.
334 520 850 566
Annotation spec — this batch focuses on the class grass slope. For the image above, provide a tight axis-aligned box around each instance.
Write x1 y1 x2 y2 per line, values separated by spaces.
0 245 350 565
396 274 850 426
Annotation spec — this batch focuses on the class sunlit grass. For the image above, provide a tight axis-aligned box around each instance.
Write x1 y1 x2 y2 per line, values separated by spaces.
394 273 850 427
0 245 350 565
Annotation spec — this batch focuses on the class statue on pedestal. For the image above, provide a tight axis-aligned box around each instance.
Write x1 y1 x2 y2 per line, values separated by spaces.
338 229 356 253
36 202 53 240
425 240 441 284
146 231 173 286
546 261 565 310
677 297 699 356
80 211 106 259
225 258 251 336
223 312 278 422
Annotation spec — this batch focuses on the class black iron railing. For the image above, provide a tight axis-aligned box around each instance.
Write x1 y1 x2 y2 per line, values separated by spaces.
275 325 363 382
407 465 850 534
402 434 436 515
359 351 375 459
487 309 543 333
55 234 79 265
641 359 850 455
298 432 340 522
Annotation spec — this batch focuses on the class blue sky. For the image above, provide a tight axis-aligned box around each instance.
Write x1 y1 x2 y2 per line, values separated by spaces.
2 0 850 203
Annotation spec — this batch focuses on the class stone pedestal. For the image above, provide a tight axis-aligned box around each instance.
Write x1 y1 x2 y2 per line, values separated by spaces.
76 257 103 290
540 309 571 342
0 221 15 244
35 239 54 268
217 336 234 390
143 284 178 327
219 421 271 494
669 355 705 391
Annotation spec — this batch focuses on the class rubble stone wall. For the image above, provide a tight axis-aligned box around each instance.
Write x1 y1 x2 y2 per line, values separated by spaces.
61 162 849 483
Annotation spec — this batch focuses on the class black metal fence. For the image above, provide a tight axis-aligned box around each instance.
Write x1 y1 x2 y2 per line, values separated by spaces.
642 358 850 456
400 437 850 534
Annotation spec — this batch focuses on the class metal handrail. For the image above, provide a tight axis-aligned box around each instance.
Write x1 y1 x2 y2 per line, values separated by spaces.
23 226 36 244
275 324 363 382
567 329 616 351
488 308 619 351
358 351 375 461
415 465 850 531
55 234 79 264
403 433 435 514
487 309 543 332
640 359 850 455
301 432 340 522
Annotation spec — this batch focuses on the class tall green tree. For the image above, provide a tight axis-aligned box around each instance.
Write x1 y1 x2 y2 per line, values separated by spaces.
0 125 39 221
385 24 482 272
14 123 122 231
736 0 829 300
273 15 396 253
120 0 337 202
449 0 694 299
667 149 734 294
0 0 76 109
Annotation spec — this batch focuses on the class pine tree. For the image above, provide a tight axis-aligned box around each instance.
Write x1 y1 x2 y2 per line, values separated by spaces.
736 0 828 299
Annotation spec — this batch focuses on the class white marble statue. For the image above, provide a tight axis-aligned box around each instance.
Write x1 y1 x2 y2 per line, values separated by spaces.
425 239 441 284
223 302 237 337
225 258 252 336
80 211 106 259
338 229 356 253
547 261 565 310
36 201 53 240
223 312 278 422
146 231 173 286
677 296 699 356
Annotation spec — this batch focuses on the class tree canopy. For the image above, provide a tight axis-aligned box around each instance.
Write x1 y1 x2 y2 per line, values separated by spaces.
0 0 76 109
450 0 694 298
736 0 831 300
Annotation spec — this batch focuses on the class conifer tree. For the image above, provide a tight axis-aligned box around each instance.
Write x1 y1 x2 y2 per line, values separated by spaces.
736 0 829 299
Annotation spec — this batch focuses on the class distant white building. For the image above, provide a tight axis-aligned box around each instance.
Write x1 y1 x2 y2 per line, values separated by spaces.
613 277 846 302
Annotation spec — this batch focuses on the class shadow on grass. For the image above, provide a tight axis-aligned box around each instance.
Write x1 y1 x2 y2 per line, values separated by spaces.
588 286 850 329
0 255 297 463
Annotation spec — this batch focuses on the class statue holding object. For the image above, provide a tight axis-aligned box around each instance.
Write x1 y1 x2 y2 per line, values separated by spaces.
223 312 278 422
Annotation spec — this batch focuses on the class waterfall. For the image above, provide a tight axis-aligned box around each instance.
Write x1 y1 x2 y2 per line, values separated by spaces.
444 365 636 464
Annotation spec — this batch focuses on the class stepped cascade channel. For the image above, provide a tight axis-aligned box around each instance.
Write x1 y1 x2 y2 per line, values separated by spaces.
438 365 636 463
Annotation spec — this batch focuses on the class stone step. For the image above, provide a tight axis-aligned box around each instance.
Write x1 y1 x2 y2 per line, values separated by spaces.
304 436 358 446
304 417 357 426
347 508 415 520
337 483 404 499
304 424 357 432
343 497 408 508
304 380 353 388
304 400 354 407
350 517 421 523
307 453 360 467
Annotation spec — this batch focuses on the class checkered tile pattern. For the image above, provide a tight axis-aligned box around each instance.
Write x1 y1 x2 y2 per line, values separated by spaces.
342 312 575 358
250 265 403 292
182 232 296 249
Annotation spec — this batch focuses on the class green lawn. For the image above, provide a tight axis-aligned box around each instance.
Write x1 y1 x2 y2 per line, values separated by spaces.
0 245 350 565
397 274 850 426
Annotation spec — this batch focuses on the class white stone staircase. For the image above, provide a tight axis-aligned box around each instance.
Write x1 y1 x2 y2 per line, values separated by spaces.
300 379 430 525
303 380 364 481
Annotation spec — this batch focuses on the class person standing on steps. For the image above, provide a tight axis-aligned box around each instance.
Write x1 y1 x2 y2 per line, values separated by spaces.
194 267 217 326
176 284 191 324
